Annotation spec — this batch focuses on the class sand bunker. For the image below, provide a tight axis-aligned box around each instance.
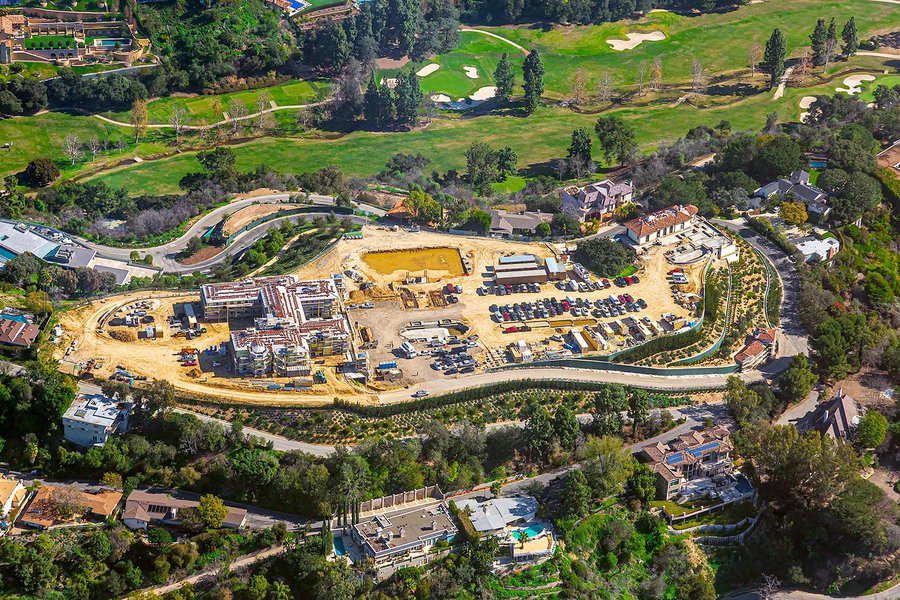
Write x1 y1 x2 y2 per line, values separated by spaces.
469 86 496 101
799 96 817 123
430 93 452 103
463 65 479 79
836 74 876 95
607 31 665 51
416 63 440 77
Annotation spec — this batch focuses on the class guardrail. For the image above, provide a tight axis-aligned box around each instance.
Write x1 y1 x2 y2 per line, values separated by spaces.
495 358 740 377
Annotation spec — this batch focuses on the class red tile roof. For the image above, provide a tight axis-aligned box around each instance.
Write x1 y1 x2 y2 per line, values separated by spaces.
625 205 698 237
0 317 39 347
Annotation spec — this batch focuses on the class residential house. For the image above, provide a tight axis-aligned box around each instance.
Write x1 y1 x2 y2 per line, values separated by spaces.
455 497 538 535
62 393 133 447
734 328 778 371
350 503 456 572
639 427 734 501
20 485 122 529
795 235 840 264
488 210 552 237
0 315 39 347
122 488 248 530
623 204 699 248
753 170 830 218
813 389 860 441
0 476 25 517
560 179 634 223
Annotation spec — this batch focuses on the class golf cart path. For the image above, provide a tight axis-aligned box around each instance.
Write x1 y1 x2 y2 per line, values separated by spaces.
92 101 327 130
856 51 900 59
460 28 529 55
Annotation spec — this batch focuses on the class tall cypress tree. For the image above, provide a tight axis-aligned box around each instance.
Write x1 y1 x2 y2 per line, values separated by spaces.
378 81 394 125
841 17 859 57
364 74 381 126
494 53 515 103
764 28 787 89
522 49 544 115
825 18 837 66
394 71 421 126
810 18 827 66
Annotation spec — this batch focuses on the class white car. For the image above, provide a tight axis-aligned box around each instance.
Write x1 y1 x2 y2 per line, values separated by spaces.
412 390 430 398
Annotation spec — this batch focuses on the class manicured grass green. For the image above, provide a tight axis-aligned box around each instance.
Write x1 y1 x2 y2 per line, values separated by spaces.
89 77 843 195
650 497 719 518
670 501 756 530
104 79 330 125
859 74 900 103
0 63 59 81
483 0 900 98
491 175 527 194
24 35 80 50
384 31 526 100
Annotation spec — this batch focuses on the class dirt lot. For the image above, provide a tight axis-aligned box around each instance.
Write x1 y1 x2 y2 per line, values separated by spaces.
223 203 305 236
54 291 367 405
55 228 707 404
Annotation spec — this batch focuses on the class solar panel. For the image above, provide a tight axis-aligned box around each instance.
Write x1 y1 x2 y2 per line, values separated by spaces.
665 452 683 465
687 442 719 457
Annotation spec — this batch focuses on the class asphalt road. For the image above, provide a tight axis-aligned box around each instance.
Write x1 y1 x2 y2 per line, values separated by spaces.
724 582 900 600
713 218 808 358
69 193 384 273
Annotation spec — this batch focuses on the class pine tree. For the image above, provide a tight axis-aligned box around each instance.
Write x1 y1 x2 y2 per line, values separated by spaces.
764 28 787 89
810 18 827 66
378 82 394 125
364 75 381 126
522 49 544 115
824 18 837 68
494 53 515 102
841 17 859 57
394 71 421 126
567 127 593 165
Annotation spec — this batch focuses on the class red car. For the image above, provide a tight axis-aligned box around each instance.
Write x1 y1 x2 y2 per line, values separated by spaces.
624 276 633 285
602 279 611 288
617 294 627 304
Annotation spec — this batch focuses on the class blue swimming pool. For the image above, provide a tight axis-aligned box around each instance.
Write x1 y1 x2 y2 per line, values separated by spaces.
513 523 545 540
0 313 27 323
809 160 828 169
94 38 131 48
333 536 347 556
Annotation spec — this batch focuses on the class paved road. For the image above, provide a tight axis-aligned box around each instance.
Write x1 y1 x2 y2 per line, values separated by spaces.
68 193 383 273
725 581 900 600
713 218 808 358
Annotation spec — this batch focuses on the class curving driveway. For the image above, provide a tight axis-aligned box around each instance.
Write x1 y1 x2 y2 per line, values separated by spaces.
71 193 384 273
724 581 900 600
713 218 808 359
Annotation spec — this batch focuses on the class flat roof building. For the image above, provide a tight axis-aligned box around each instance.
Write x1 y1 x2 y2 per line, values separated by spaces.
456 496 538 534
351 503 457 570
62 393 133 448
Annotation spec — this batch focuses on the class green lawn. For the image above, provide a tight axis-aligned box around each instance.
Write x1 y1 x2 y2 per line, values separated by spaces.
858 74 900 103
485 0 900 97
88 77 843 195
103 79 330 125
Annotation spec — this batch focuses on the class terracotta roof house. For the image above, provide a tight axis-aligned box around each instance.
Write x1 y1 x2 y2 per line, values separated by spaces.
122 488 247 531
561 179 635 223
0 476 25 518
734 328 778 370
624 204 699 248
0 316 39 347
20 485 122 529
639 427 734 500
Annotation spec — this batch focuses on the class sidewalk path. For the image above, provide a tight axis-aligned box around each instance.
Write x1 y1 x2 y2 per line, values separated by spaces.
92 101 327 130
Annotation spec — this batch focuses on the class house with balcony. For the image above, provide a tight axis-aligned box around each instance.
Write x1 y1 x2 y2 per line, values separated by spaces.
560 179 634 223
639 427 734 501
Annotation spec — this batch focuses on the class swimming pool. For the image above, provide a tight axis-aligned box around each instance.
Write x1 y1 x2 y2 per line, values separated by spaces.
809 160 828 169
0 313 27 323
94 38 131 48
513 523 545 540
333 535 346 556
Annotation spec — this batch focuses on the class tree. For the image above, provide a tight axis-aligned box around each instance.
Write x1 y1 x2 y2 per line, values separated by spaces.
567 127 593 170
521 400 553 463
677 572 716 600
63 135 81 165
496 146 518 179
560 468 590 519
195 494 229 529
779 354 817 404
142 379 176 415
552 405 580 452
522 49 544 114
691 58 706 93
130 99 148 144
535 222 551 238
841 17 859 57
636 61 648 96
100 472 123 490
394 70 422 126
628 389 650 428
810 18 827 66
23 158 59 187
87 138 101 162
170 105 188 142
594 115 637 166
824 18 837 69
494 53 515 102
593 383 626 435
464 208 491 232
597 71 613 103
855 411 887 449
550 213 580 236
578 435 633 499
571 68 586 104
0 89 23 115
227 99 249 135
764 29 787 89
779 200 808 225
628 462 657 504
749 39 762 78
650 56 663 91
573 238 636 278
465 141 498 190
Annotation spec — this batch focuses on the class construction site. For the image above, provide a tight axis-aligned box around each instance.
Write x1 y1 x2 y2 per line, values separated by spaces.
54 227 710 405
